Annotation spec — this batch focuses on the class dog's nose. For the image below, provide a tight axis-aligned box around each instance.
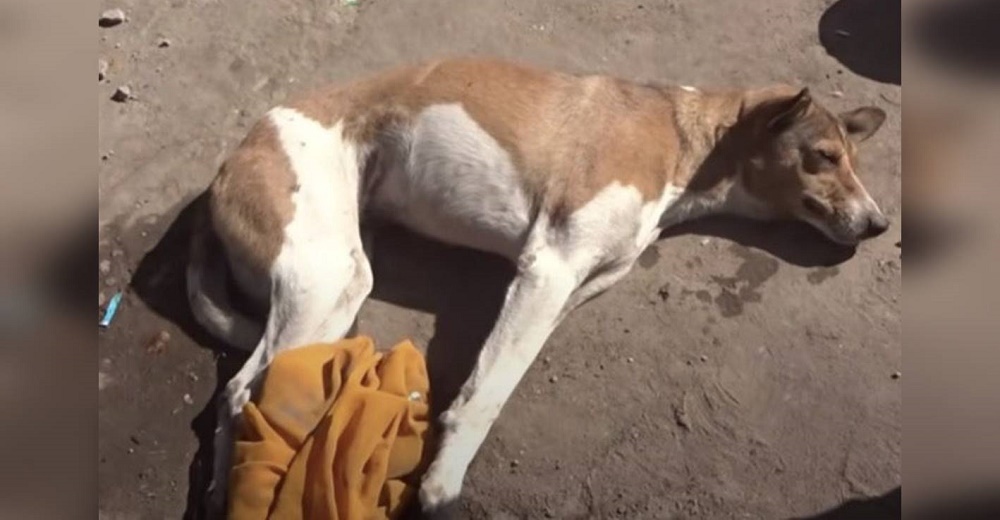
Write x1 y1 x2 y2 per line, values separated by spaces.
864 213 890 238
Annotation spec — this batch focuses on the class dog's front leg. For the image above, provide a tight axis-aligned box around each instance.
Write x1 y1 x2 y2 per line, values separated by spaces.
419 249 579 515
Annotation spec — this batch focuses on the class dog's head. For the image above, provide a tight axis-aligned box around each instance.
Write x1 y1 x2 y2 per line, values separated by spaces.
737 88 888 246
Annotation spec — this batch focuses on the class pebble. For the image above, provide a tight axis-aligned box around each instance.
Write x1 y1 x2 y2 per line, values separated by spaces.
100 259 111 274
626 357 634 363
99 8 126 28
700 237 711 246
157 37 171 48
549 375 559 383
104 276 117 287
187 371 199 382
111 85 132 103
127 447 134 454
831 90 844 98
510 459 519 468
182 393 194 405
99 59 108 81
146 330 171 354
891 371 901 380
542 356 551 365
699 354 709 362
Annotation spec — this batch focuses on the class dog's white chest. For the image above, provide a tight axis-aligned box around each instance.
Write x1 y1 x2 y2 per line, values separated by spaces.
371 104 532 259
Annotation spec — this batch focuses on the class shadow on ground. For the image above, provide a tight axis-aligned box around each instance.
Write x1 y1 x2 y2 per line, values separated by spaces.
818 0 901 85
792 487 900 520
131 191 860 518
910 0 1000 80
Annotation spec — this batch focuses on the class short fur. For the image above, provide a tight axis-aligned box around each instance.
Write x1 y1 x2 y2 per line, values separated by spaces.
187 57 889 516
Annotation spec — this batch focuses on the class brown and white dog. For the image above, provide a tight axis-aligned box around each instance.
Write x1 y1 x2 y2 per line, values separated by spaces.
187 57 889 515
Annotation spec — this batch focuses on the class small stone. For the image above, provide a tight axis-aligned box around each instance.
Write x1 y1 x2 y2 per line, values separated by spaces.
157 37 171 48
99 59 109 81
699 354 709 362
182 393 194 405
700 237 711 246
127 447 134 454
111 85 132 102
187 372 199 382
146 330 171 354
104 276 117 287
891 371 901 380
99 8 126 28
99 291 106 306
626 357 634 364
130 434 141 445
100 259 111 274
542 356 551 365
831 90 844 98
544 507 555 518
510 459 520 468
549 375 559 383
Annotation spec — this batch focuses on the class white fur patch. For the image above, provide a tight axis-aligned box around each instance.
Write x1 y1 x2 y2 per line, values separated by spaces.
372 103 531 259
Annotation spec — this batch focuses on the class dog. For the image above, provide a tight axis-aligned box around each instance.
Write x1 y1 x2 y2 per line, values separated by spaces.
186 57 889 516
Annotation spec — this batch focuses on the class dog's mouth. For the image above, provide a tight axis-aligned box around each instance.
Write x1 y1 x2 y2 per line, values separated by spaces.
799 197 861 247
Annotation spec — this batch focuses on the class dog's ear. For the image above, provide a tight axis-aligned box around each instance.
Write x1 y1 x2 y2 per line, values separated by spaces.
840 107 887 143
767 88 813 132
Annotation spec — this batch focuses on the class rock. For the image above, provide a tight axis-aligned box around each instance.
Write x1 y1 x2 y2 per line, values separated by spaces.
99 8 126 28
626 357 634 363
549 375 559 383
510 459 519 468
699 354 709 362
104 276 117 287
891 371 901 380
146 330 171 355
99 59 109 81
542 355 551 365
182 393 194 405
700 237 711 246
111 85 132 102
99 259 111 274
831 90 844 98
157 37 171 48
187 371 199 382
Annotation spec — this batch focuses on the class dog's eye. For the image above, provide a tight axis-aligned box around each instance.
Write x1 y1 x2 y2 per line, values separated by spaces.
816 149 841 165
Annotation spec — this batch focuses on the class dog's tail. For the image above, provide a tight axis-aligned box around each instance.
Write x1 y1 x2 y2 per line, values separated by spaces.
186 209 263 351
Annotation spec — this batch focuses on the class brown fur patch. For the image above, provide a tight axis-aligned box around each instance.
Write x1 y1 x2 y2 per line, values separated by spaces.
208 118 296 275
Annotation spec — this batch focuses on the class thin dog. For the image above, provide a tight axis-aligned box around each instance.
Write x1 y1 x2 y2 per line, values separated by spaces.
186 57 890 516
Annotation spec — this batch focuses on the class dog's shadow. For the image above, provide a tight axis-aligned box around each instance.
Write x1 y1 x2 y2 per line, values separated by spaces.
131 193 857 519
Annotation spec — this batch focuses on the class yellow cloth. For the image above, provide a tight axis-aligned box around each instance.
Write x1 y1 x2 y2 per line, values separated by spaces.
228 336 432 520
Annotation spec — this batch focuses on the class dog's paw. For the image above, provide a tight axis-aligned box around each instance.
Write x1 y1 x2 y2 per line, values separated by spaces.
419 476 463 519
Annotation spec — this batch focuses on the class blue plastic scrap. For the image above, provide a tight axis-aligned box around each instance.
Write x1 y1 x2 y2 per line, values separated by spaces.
100 291 123 328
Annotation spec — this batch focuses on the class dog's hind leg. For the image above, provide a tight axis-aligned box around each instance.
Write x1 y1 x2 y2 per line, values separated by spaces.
205 107 375 516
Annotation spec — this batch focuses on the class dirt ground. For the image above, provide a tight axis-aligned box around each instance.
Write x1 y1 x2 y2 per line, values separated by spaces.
97 0 901 518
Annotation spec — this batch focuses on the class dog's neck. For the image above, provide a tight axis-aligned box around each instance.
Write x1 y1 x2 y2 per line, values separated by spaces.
658 86 779 229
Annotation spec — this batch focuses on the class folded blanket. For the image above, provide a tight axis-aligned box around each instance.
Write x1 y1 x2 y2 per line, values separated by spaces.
228 336 432 520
